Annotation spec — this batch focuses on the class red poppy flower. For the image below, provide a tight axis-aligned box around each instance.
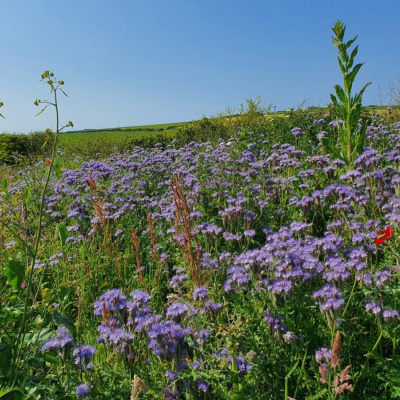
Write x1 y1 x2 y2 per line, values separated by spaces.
375 226 394 245
45 160 51 165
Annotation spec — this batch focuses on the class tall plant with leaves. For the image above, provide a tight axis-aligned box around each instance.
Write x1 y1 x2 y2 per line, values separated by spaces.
321 20 371 166
4 71 73 387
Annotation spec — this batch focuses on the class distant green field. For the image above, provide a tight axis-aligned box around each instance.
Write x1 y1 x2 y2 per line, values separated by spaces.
120 121 188 130
61 129 169 141
57 121 190 155
65 121 188 137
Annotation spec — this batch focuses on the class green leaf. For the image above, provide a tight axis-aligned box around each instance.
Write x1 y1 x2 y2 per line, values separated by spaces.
24 187 32 206
0 343 12 375
59 88 69 98
4 260 25 291
334 85 346 103
53 164 62 180
332 20 345 41
330 94 340 109
348 45 359 68
305 389 328 400
337 57 346 75
57 223 68 248
40 140 49 150
35 105 48 117
345 36 358 50
1 178 7 190
42 352 60 366
347 62 365 92
358 81 372 99
52 312 76 338
321 137 343 161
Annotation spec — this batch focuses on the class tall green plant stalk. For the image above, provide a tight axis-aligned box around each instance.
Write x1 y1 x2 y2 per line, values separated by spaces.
10 71 73 383
321 20 371 166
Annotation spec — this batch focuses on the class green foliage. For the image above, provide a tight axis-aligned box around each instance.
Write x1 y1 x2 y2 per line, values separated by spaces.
0 130 56 164
0 134 27 164
4 260 25 292
234 97 271 128
321 20 371 166
175 116 232 145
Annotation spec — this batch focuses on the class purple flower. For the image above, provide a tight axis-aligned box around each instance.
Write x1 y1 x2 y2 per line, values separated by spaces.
192 359 202 371
374 268 392 289
130 290 151 304
193 286 208 301
73 345 96 370
291 127 304 137
236 356 253 372
313 285 344 312
197 381 209 392
382 309 399 322
315 348 332 364
76 384 90 398
165 369 179 382
268 279 292 294
166 302 196 321
147 320 189 360
202 300 223 314
264 312 286 338
169 269 188 290
41 327 75 353
283 331 299 343
244 229 256 238
223 232 243 241
163 388 180 400
93 289 127 316
365 298 382 317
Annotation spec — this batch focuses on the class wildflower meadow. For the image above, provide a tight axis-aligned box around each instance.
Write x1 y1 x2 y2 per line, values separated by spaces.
1 20 400 400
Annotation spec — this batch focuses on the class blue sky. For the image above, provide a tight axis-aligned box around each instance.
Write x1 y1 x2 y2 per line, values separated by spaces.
1 0 399 133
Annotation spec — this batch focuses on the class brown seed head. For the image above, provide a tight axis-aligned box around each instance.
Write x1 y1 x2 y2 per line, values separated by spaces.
130 375 146 400
331 331 341 368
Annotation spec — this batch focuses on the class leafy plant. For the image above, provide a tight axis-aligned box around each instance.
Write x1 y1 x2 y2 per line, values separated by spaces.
1 71 73 392
321 20 371 166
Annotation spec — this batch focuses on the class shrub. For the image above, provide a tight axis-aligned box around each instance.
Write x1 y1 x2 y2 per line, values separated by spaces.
0 133 29 163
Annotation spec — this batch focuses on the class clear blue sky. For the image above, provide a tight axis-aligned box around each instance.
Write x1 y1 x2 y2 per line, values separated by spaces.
1 0 399 133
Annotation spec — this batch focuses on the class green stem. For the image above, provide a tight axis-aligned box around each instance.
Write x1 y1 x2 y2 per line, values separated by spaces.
285 360 299 400
10 85 60 383
354 322 383 390
341 273 358 321
293 349 308 399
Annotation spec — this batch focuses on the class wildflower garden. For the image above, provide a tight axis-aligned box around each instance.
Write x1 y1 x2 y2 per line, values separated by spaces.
1 21 400 399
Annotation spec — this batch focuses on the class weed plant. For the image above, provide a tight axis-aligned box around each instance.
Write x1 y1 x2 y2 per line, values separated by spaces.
321 20 371 166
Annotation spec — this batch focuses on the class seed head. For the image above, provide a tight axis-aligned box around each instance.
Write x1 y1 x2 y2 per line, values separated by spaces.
331 331 341 368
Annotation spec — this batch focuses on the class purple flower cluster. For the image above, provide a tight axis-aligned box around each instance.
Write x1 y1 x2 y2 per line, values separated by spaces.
75 384 90 398
366 298 399 322
315 347 332 364
313 284 345 312
148 320 190 359
94 289 153 359
41 327 75 353
73 345 96 371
